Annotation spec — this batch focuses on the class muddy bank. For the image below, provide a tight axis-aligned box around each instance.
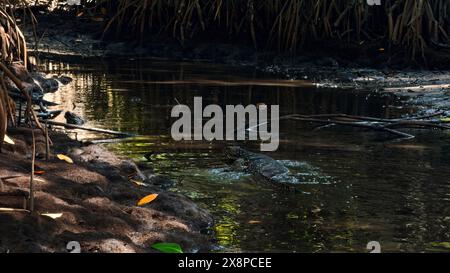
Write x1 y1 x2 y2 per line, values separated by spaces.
24 11 450 100
0 128 213 253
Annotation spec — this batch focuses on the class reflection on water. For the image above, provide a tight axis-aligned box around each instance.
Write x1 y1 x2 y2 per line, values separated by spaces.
41 58 450 252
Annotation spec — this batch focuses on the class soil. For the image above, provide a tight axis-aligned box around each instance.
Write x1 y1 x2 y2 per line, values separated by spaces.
0 128 213 253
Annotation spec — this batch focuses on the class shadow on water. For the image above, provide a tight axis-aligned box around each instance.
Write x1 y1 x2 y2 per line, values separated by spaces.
41 58 450 252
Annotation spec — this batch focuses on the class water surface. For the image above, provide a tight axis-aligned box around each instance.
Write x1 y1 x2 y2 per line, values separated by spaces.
41 58 450 252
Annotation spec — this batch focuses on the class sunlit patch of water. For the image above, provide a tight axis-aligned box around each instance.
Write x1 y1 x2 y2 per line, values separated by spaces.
39 57 450 252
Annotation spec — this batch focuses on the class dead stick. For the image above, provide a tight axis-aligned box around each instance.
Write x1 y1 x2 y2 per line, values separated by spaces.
292 114 394 123
385 121 450 130
288 117 415 139
45 120 49 161
41 120 134 137
0 208 30 213
29 129 35 212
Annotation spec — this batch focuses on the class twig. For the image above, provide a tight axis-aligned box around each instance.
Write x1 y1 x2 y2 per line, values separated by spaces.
29 129 35 212
385 121 450 130
291 113 395 123
288 116 413 138
45 120 49 161
41 120 135 137
0 208 30 213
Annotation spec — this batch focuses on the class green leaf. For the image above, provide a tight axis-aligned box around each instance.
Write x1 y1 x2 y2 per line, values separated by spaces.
151 243 183 253
429 242 450 249
440 117 450 123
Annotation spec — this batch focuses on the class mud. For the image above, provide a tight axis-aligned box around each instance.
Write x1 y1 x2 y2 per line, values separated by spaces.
0 129 213 253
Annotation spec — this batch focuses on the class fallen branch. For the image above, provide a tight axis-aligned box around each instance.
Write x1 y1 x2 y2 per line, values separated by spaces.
288 116 415 139
29 129 35 212
285 111 450 141
41 120 134 137
385 121 450 130
0 208 29 213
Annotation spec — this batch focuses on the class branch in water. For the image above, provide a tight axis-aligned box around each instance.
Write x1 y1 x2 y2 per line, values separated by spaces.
284 112 450 140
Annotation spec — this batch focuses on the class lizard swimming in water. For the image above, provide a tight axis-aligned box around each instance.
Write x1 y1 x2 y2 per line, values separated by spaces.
225 146 292 186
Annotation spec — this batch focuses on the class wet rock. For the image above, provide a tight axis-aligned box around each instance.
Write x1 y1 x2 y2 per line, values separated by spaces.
31 72 59 92
37 110 63 120
16 82 44 100
3 69 44 101
145 174 175 190
125 162 175 190
65 111 85 125
119 160 143 176
53 75 73 85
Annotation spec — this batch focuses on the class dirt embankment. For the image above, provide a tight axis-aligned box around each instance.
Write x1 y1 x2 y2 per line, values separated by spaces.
0 128 213 253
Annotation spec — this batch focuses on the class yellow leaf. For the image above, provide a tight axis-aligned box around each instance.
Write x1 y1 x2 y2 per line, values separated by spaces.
41 213 63 219
131 179 146 186
34 170 45 175
137 194 158 206
57 154 74 164
248 220 261 224
76 11 84 17
441 118 450 123
3 134 14 145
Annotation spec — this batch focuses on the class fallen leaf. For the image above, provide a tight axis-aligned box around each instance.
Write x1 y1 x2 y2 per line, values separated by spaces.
137 193 158 206
248 220 261 224
131 179 146 186
34 170 45 175
441 118 450 123
151 243 183 253
41 213 63 219
57 154 74 164
3 134 14 145
76 11 84 17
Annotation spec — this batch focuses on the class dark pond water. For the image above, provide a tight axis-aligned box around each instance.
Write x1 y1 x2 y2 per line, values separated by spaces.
40 58 450 253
